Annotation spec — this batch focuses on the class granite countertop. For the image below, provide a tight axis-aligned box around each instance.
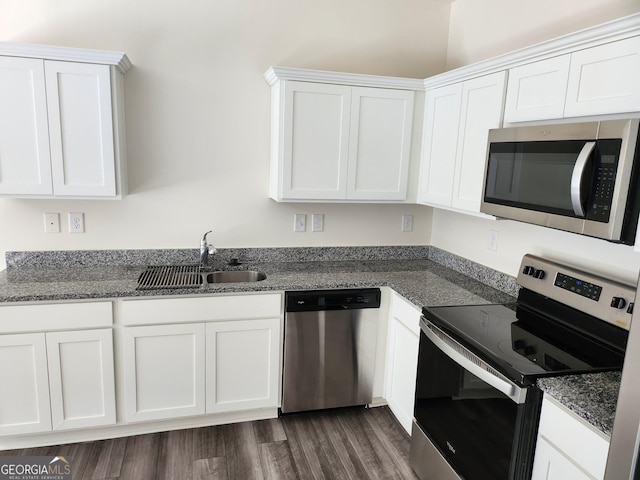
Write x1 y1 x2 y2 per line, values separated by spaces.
0 246 622 436
0 257 515 307
537 372 621 437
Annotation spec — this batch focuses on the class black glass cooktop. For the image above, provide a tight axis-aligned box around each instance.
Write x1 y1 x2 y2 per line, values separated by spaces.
422 301 626 386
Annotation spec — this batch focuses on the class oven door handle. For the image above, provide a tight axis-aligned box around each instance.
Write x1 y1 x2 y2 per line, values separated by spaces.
570 141 596 217
421 319 527 404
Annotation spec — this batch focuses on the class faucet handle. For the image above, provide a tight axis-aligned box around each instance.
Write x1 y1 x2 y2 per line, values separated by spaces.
201 230 212 245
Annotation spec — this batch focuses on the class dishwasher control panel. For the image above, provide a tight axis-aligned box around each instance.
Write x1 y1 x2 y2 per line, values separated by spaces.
285 288 381 312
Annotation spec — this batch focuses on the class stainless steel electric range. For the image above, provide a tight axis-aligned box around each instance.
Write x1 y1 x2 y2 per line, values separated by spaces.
410 254 635 480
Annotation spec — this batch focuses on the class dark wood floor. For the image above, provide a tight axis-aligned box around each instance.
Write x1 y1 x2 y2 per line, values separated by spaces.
1 406 419 480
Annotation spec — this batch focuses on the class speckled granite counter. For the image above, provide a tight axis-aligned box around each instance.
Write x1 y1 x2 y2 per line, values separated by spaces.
0 245 622 436
537 372 621 437
0 246 517 306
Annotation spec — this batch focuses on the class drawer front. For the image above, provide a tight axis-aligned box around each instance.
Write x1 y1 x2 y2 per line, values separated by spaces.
390 291 421 334
0 301 113 333
120 293 283 325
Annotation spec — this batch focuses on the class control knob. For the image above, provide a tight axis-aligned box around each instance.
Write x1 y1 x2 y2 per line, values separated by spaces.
611 297 627 309
533 269 545 279
523 266 535 276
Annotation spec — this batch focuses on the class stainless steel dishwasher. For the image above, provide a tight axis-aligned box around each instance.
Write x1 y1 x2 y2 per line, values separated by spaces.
281 288 381 414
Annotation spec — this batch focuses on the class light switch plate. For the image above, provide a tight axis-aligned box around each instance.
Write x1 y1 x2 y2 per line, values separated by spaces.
294 214 306 232
401 215 413 232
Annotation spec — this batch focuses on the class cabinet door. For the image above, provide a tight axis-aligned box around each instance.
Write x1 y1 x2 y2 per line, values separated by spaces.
384 295 420 434
0 333 51 436
45 61 116 196
504 56 570 123
565 36 640 117
347 87 414 200
532 397 610 480
451 72 506 212
531 438 593 480
46 329 116 430
0 57 53 195
281 81 351 200
123 323 206 422
418 83 463 207
206 318 281 413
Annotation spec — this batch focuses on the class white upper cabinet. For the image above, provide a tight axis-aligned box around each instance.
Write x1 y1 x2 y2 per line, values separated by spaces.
505 35 640 122
565 35 640 117
45 61 117 197
452 73 506 212
281 81 351 200
347 87 414 200
266 67 418 202
419 71 506 214
0 42 130 198
504 56 570 123
417 83 462 207
0 57 52 195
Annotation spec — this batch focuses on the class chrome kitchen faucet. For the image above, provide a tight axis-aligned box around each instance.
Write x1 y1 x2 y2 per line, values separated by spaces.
200 230 216 268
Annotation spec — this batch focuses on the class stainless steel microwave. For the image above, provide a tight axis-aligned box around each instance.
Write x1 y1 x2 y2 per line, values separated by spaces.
480 119 640 244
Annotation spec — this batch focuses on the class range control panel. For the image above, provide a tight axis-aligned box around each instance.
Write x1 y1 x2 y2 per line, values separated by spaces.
517 254 635 330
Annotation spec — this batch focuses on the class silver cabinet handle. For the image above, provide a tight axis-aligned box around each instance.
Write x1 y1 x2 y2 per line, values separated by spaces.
571 141 596 217
421 319 527 404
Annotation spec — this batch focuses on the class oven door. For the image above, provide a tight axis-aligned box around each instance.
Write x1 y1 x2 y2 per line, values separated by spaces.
410 318 542 480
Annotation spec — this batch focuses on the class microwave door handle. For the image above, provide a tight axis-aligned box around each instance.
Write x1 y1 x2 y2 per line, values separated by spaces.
570 141 597 217
421 320 527 404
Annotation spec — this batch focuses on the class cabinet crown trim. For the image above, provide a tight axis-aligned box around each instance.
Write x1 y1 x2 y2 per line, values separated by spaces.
264 66 423 91
424 12 640 89
0 42 131 73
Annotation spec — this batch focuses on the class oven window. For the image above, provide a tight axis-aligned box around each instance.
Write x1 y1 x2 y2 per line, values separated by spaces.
414 330 518 479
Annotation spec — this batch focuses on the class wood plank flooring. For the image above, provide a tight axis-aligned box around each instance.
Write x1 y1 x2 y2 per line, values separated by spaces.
0 406 419 480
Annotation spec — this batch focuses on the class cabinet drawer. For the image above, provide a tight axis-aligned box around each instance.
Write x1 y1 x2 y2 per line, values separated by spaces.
390 292 421 334
120 293 283 325
0 301 113 333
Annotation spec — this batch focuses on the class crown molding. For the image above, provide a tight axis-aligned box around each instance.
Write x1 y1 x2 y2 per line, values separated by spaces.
264 66 424 91
0 42 131 73
424 12 640 89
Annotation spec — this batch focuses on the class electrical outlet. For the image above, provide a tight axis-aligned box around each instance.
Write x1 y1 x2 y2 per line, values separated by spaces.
69 212 85 233
401 215 413 232
44 213 60 233
312 214 324 232
488 229 499 251
294 214 306 232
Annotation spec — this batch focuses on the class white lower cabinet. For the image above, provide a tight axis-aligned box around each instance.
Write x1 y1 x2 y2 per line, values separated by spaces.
384 291 420 434
206 318 281 413
531 397 610 480
0 302 115 438
0 328 116 436
120 293 283 424
46 329 116 430
123 323 206 423
0 333 51 435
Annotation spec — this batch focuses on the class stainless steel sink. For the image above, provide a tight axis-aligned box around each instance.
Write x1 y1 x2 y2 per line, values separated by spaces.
136 265 266 290
206 270 266 284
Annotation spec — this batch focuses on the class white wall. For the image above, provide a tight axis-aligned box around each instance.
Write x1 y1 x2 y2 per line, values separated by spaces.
0 0 448 269
431 210 640 285
446 0 640 68
435 0 640 283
